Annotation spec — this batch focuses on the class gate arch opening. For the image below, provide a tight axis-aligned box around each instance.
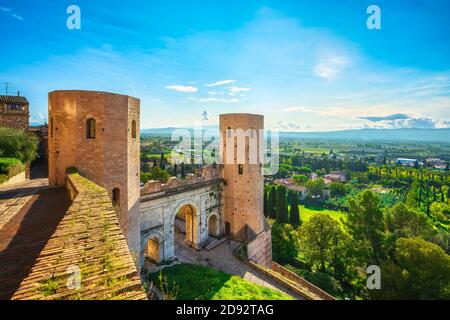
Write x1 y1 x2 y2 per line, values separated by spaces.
175 204 197 246
207 214 220 239
144 236 161 264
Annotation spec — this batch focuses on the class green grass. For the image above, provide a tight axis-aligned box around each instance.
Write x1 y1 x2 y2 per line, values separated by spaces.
296 205 346 225
148 263 292 300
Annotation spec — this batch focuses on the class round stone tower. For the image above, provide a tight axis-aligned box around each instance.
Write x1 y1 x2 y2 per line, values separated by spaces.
219 113 265 242
48 90 141 260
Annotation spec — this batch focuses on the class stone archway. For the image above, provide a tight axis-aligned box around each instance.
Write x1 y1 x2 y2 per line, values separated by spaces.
175 204 196 245
145 237 161 263
207 213 220 239
140 231 163 269
171 200 201 250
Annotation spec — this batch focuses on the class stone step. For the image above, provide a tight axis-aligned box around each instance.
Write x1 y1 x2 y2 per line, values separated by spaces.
205 237 228 250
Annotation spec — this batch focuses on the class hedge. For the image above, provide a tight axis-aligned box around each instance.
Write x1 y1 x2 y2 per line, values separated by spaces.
0 157 25 184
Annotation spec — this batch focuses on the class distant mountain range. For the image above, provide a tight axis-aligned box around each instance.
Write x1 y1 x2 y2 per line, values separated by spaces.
141 127 450 143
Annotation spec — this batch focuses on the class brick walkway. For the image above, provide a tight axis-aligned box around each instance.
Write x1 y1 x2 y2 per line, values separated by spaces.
0 187 70 300
0 178 48 231
173 232 305 300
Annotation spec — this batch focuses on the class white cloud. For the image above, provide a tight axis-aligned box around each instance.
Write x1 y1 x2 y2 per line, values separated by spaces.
165 85 198 93
271 121 302 132
228 86 251 93
283 106 309 112
205 80 236 87
0 7 24 21
314 55 349 80
363 117 450 129
187 97 239 103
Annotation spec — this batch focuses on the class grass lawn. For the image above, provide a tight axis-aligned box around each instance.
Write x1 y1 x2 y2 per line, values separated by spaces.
295 205 346 225
148 263 292 300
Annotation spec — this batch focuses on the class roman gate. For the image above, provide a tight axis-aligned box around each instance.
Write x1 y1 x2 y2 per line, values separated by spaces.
139 166 223 267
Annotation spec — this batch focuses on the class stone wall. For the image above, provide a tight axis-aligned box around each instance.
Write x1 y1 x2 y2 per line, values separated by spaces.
12 171 146 300
0 171 26 188
247 222 272 267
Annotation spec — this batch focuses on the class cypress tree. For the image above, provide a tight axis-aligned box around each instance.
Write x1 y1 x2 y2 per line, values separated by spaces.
160 153 165 169
181 162 186 179
289 192 300 227
268 186 277 219
173 164 177 177
276 185 288 224
263 189 269 217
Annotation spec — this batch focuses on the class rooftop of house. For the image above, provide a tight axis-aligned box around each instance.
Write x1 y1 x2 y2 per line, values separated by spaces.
0 95 29 104
273 178 307 192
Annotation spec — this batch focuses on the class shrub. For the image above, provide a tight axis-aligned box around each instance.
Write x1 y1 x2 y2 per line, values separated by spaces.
0 127 39 163
0 157 25 182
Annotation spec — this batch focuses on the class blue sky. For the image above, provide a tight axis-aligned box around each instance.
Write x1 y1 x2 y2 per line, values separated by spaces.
0 0 449 131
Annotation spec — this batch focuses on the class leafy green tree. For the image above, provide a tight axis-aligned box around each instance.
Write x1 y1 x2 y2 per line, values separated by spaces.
268 186 277 219
386 203 435 240
346 190 385 263
276 185 288 223
0 127 38 163
271 223 299 264
293 174 308 185
306 178 325 198
289 193 300 227
299 214 346 272
430 202 450 223
330 182 348 197
377 238 450 299
145 166 170 182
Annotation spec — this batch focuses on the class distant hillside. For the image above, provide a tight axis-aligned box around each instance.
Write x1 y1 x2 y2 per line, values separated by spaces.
141 127 450 143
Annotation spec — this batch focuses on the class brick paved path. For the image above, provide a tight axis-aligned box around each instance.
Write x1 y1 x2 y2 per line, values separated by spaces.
0 178 48 231
0 187 70 300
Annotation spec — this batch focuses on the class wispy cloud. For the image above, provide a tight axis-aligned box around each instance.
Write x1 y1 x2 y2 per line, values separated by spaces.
228 86 251 93
0 6 24 21
205 80 235 87
358 113 410 122
314 55 349 80
187 97 239 103
165 85 198 93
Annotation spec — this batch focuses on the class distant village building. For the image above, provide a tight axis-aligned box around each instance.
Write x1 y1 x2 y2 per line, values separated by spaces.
425 158 447 169
395 158 419 167
0 94 30 130
324 171 347 183
274 178 308 200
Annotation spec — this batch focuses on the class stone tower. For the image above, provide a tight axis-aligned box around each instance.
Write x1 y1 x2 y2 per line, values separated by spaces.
48 90 141 259
220 113 271 265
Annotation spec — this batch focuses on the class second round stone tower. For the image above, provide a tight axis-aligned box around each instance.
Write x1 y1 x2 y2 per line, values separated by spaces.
219 113 265 242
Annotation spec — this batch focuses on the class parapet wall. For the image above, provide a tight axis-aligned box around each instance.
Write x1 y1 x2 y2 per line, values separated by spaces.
141 165 221 196
12 170 146 300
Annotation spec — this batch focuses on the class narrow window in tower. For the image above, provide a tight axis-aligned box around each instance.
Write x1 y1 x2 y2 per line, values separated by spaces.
112 188 120 207
131 120 137 139
238 164 243 175
86 118 96 139
227 127 232 138
50 117 54 138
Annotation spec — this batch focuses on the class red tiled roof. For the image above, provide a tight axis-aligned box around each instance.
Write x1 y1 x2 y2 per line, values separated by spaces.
0 95 29 104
